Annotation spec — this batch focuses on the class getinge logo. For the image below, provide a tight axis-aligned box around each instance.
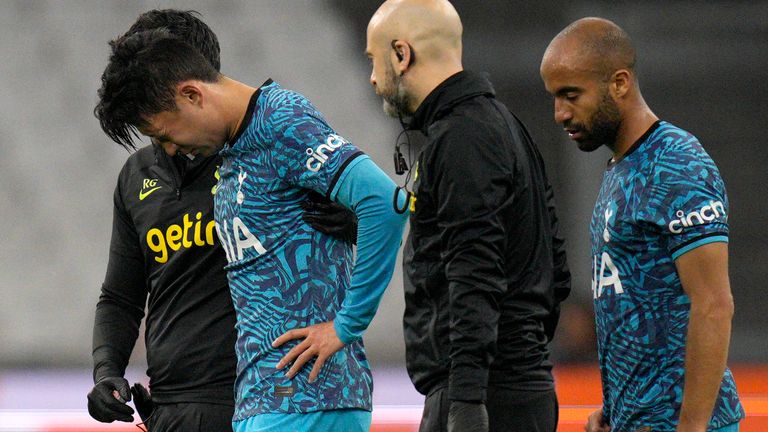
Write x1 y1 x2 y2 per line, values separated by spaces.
305 134 347 172
146 212 217 263
668 200 726 234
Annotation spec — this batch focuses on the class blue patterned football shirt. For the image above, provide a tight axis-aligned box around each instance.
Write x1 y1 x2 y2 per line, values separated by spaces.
214 80 372 421
590 121 743 431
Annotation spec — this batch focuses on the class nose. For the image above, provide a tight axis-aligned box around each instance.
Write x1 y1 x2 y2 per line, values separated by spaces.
554 99 572 125
370 69 377 88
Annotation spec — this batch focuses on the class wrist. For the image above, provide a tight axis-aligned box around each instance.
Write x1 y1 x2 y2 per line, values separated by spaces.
676 425 707 432
677 414 708 432
93 370 123 385
450 400 485 406
93 356 125 384
447 400 489 432
447 385 486 402
448 365 488 402
332 318 356 344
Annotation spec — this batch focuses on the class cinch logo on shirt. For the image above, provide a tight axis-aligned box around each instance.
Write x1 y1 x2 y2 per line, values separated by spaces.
146 212 217 263
305 134 347 172
668 200 726 234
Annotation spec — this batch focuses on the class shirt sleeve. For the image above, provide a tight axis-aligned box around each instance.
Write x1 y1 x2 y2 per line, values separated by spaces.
267 90 364 197
328 156 409 343
431 122 511 402
544 180 571 341
640 141 729 261
92 176 147 383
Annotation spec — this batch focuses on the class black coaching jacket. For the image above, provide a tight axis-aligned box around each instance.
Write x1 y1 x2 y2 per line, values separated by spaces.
403 71 571 402
92 145 236 405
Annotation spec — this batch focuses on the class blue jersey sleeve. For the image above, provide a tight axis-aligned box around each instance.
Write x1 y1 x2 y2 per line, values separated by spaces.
266 89 363 196
329 156 409 343
640 138 729 260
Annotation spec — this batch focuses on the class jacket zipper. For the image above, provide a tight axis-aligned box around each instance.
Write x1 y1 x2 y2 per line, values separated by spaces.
169 157 183 201
154 148 184 200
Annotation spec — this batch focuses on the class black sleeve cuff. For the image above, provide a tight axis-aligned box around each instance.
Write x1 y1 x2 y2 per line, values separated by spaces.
448 365 488 402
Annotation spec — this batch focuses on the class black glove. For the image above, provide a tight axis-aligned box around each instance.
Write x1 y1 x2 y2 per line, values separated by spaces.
447 400 489 432
130 383 154 422
301 194 358 244
87 376 134 423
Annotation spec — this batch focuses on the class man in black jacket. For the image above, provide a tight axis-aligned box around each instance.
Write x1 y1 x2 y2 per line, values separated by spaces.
365 1 571 431
88 10 354 431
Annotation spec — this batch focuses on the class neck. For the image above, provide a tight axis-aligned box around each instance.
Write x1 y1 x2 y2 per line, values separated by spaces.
409 62 463 113
216 76 258 143
611 99 658 158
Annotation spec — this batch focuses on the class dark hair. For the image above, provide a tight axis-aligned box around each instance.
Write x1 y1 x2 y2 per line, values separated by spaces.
125 9 221 72
94 29 219 150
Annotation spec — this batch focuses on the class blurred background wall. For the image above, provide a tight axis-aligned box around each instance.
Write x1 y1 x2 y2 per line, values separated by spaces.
0 0 765 375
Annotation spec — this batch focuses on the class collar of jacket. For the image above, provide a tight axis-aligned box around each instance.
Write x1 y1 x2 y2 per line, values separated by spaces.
151 143 214 183
408 70 496 134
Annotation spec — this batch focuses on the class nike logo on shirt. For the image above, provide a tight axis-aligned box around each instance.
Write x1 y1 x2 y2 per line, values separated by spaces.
139 186 162 200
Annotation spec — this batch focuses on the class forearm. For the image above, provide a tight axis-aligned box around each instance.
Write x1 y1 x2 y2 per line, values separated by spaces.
94 180 147 382
447 283 501 402
445 239 506 402
92 256 146 382
439 195 507 401
92 294 144 382
545 184 571 340
331 156 408 343
678 301 733 430
546 182 571 303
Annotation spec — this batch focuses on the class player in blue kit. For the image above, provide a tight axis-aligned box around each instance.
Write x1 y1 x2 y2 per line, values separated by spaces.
94 29 408 432
540 18 743 432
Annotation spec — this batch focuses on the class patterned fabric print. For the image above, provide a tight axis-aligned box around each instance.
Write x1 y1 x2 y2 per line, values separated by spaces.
589 121 743 431
214 81 372 421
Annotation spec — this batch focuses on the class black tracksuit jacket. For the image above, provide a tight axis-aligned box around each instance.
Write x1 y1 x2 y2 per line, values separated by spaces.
403 71 571 402
92 145 236 405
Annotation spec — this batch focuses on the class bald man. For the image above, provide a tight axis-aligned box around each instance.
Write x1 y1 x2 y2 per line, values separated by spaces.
541 18 744 432
366 2 571 431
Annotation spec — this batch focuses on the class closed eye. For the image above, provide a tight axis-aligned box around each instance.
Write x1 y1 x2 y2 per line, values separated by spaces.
556 86 581 101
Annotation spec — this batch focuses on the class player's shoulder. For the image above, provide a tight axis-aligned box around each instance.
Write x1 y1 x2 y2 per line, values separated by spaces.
430 111 491 152
119 145 156 177
130 144 156 163
649 121 718 174
259 81 332 141
652 121 708 160
111 145 157 206
260 80 316 114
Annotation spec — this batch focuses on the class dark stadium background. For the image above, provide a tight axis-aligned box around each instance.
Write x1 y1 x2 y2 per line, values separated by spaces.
0 1 765 430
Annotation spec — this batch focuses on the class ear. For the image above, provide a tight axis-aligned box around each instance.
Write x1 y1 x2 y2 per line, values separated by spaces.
178 82 204 107
610 69 631 99
391 40 413 75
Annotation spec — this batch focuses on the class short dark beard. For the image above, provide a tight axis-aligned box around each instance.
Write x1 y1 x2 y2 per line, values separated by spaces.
576 90 621 152
382 64 412 118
